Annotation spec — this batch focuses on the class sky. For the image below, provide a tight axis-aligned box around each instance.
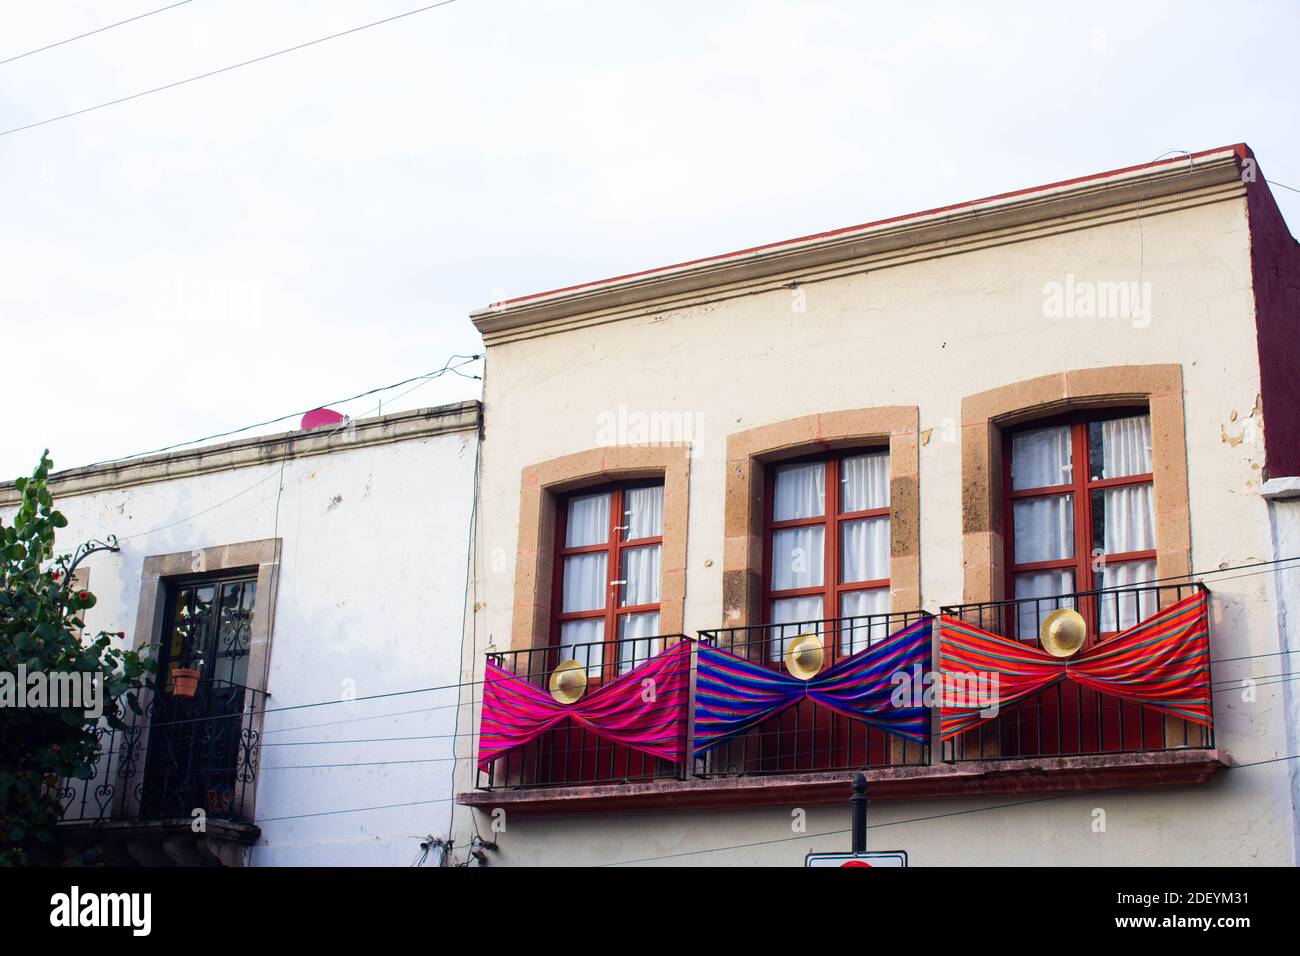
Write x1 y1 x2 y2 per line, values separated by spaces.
1 0 1297 478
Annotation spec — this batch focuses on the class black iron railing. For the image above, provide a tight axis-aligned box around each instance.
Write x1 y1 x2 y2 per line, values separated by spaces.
939 581 1212 761
475 633 690 791
56 678 264 825
694 609 931 777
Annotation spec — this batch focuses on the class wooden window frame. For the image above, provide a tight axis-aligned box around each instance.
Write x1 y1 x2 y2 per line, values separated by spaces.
761 448 891 632
550 479 664 678
1002 406 1156 637
157 569 260 690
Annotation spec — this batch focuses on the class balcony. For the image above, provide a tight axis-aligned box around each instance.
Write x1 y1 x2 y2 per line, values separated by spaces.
694 609 931 777
474 633 690 791
47 679 265 866
938 581 1214 763
458 587 1225 816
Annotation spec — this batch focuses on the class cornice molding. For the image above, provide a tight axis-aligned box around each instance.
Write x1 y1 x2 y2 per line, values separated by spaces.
0 401 481 505
473 148 1246 346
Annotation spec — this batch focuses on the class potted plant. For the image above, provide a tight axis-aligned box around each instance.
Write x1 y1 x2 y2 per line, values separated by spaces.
169 595 209 697
170 662 201 698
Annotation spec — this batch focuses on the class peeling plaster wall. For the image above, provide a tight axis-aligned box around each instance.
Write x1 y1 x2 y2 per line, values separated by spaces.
4 419 477 867
458 192 1295 865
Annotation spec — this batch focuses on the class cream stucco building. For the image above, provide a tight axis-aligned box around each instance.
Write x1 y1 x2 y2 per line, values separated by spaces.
451 144 1300 866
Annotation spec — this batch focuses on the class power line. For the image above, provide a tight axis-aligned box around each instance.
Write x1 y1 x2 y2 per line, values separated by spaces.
101 652 1300 753
597 749 1300 866
79 552 1300 738
257 796 452 823
108 356 481 542
0 0 462 138
0 0 196 67
83 354 481 468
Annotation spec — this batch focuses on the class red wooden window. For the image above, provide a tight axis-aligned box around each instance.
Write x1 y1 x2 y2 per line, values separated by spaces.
1003 409 1157 640
763 449 890 661
551 481 664 677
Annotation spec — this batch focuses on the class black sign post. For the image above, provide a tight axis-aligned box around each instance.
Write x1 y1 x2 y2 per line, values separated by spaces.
851 772 868 853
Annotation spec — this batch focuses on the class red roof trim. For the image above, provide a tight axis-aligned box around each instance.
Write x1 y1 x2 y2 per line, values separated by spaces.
492 144 1247 310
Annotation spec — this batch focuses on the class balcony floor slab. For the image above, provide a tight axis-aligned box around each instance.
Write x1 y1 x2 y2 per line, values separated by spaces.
457 749 1227 816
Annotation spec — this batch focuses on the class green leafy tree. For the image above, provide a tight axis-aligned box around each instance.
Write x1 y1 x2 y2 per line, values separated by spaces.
0 452 154 865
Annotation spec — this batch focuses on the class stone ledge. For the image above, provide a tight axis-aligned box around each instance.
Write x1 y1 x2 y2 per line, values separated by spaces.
0 400 481 505
48 818 261 866
457 749 1226 816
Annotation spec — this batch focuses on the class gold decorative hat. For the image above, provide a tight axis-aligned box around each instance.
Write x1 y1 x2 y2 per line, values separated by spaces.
1040 608 1087 658
548 659 588 704
784 633 825 680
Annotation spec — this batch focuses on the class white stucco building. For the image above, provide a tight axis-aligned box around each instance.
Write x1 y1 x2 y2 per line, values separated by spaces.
3 401 478 866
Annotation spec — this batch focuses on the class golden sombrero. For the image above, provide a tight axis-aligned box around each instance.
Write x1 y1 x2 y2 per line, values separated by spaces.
784 633 825 680
1040 607 1087 658
548 659 588 704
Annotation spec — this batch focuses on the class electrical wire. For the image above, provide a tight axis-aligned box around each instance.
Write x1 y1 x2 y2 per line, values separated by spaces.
256 796 451 823
110 355 481 542
443 403 482 841
596 749 1300 866
0 0 463 138
83 355 480 468
0 1 196 67
93 658 1300 759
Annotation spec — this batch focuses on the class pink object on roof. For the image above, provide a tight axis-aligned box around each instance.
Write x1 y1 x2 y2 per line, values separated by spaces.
300 407 346 431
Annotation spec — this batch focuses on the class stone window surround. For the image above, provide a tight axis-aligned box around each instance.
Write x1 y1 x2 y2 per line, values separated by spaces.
722 407 921 628
123 538 282 821
960 364 1192 605
511 447 690 649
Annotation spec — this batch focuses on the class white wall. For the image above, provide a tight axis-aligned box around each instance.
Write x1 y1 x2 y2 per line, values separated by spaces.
5 411 477 867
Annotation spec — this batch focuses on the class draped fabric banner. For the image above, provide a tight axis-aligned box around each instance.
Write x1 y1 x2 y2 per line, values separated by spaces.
693 617 932 755
938 590 1211 740
476 639 690 768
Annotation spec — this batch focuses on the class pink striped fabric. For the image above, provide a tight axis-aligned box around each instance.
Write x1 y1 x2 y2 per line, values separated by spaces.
476 639 691 768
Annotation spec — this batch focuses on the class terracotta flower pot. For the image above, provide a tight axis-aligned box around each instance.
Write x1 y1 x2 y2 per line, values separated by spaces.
171 668 201 698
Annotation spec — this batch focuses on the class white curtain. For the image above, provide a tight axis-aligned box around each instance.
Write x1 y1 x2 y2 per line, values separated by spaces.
1099 559 1157 632
1013 494 1075 563
619 544 661 607
770 526 824 590
773 461 825 520
623 484 663 540
1013 570 1075 641
768 595 824 662
839 588 889 655
558 619 603 672
1011 425 1072 490
840 516 889 583
561 553 606 612
1100 484 1155 554
617 611 662 672
565 492 610 547
841 452 889 511
1099 415 1152 479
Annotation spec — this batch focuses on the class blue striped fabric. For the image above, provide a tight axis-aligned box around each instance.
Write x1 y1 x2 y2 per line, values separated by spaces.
693 617 932 755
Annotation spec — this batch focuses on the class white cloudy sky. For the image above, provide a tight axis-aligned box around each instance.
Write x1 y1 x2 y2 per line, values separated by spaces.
2 0 1297 478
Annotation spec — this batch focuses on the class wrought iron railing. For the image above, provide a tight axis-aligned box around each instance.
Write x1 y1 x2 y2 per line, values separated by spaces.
694 609 931 777
939 581 1212 761
474 633 690 791
56 678 265 825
